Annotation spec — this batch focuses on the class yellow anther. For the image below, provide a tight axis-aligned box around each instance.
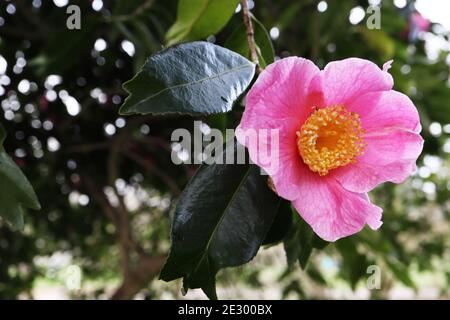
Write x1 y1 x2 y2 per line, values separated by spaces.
297 106 365 176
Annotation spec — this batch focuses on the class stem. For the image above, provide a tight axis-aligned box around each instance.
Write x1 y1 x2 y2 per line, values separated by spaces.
240 0 261 74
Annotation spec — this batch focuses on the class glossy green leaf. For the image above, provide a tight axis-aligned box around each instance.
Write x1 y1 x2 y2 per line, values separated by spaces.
225 15 275 68
160 142 280 299
0 124 40 229
166 0 240 46
119 41 255 115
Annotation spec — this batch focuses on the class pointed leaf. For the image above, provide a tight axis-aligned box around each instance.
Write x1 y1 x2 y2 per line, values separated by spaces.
120 41 255 115
284 207 326 270
0 123 40 229
160 142 280 299
166 0 240 46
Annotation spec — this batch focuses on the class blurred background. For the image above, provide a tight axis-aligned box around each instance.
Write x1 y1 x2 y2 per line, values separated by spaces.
0 0 450 299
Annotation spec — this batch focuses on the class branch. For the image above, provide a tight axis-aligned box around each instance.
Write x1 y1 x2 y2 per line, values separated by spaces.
78 116 180 299
82 167 165 300
107 129 135 281
110 254 167 300
240 0 261 74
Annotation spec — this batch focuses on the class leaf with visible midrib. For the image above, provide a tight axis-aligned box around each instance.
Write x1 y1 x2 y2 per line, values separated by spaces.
160 142 281 299
0 123 41 229
166 0 240 46
119 41 255 116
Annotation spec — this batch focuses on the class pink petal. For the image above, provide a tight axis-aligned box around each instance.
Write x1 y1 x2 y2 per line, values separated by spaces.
236 57 322 199
348 90 421 133
238 57 322 132
268 133 305 200
292 166 383 242
383 60 393 72
333 130 424 193
236 118 304 200
320 58 393 107
333 90 423 192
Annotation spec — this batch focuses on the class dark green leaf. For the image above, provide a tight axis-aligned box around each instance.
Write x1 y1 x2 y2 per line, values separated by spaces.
284 226 301 268
225 15 275 68
282 280 305 299
0 123 41 229
119 41 255 115
251 16 276 68
263 199 292 246
160 142 280 299
312 234 329 250
284 207 326 269
296 218 315 269
307 266 327 285
166 0 240 46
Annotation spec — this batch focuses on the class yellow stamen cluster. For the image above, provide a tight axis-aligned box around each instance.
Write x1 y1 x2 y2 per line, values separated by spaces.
297 106 366 176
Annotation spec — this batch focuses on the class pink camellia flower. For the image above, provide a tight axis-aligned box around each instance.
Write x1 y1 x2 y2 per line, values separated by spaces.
236 57 423 241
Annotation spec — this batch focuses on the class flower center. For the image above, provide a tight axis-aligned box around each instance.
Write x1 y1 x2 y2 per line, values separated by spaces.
296 106 366 176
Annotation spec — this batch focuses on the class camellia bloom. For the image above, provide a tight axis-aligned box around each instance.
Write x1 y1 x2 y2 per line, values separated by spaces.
236 57 423 241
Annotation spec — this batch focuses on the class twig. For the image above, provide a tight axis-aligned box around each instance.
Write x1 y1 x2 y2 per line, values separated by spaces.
240 0 261 74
